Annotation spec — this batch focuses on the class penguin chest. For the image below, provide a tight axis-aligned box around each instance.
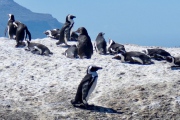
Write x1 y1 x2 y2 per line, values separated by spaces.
86 77 98 101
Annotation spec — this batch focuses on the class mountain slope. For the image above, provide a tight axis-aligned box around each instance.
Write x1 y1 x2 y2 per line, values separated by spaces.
0 0 63 39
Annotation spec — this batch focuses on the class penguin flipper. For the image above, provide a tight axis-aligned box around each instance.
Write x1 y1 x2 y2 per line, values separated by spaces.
81 81 90 106
154 54 165 60
81 75 96 107
25 27 31 41
131 57 144 64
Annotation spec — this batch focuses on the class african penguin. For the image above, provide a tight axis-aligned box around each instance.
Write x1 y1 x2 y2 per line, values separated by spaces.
113 51 153 65
56 23 71 46
44 29 60 40
71 65 102 108
64 14 76 41
143 48 171 61
166 56 180 66
64 45 78 58
13 21 31 47
25 40 53 56
76 27 93 59
94 32 107 55
70 31 78 41
108 39 125 55
5 14 16 39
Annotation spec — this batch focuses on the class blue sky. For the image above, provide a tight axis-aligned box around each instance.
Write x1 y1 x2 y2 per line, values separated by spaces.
14 0 180 47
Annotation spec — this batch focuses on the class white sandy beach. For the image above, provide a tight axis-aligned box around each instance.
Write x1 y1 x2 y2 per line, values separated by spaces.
0 37 180 119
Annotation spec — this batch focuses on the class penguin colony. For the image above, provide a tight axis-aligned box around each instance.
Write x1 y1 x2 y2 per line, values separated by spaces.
3 13 180 109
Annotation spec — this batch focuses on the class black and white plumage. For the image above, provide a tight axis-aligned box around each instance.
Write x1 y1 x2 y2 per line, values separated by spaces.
56 23 71 46
94 32 107 55
64 14 76 41
143 48 171 61
5 14 16 39
25 41 53 56
76 27 93 59
13 21 31 47
107 39 125 55
113 51 153 65
70 31 78 41
44 29 60 40
64 45 78 58
71 65 102 108
166 56 180 66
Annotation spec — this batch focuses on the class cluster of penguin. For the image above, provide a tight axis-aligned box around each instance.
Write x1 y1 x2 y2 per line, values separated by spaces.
4 13 180 109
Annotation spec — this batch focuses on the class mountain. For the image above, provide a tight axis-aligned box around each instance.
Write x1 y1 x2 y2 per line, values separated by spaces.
0 0 63 38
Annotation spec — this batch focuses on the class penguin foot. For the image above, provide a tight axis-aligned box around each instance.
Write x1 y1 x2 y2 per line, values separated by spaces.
71 100 89 109
66 45 71 47
15 45 19 48
56 42 61 45
71 99 80 106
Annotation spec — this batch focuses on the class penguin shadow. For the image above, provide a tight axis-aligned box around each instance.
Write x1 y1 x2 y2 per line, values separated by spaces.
112 59 154 66
56 44 71 48
171 66 180 70
94 51 110 56
73 104 123 114
125 62 154 66
15 42 26 48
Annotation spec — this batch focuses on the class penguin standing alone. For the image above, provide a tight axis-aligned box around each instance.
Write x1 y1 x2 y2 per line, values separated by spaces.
76 27 93 59
5 14 16 39
64 45 78 58
71 65 102 109
94 32 107 55
13 21 31 47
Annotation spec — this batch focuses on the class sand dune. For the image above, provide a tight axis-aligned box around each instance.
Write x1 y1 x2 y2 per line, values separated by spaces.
0 37 180 119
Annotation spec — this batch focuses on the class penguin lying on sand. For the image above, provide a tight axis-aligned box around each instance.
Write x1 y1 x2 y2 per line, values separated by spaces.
166 56 180 69
113 51 153 65
108 39 125 55
25 40 53 56
143 48 171 61
71 65 102 109
44 29 60 40
64 45 78 58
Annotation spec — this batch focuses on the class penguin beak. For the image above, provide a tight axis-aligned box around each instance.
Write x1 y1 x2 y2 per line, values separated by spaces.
75 29 80 33
44 31 48 35
95 66 103 70
71 15 76 19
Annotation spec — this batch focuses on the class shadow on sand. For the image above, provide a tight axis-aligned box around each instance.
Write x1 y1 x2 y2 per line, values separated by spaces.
74 104 123 114
171 66 180 70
